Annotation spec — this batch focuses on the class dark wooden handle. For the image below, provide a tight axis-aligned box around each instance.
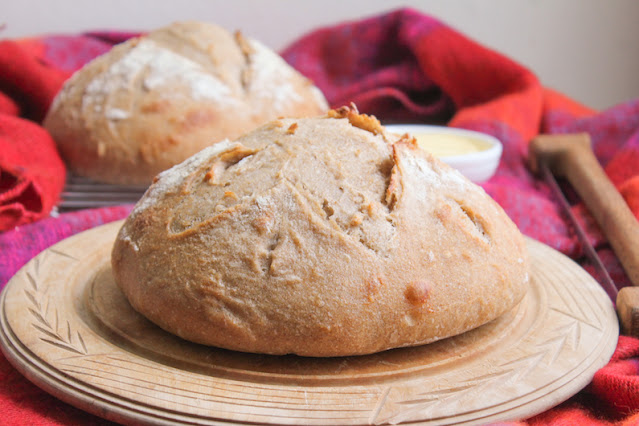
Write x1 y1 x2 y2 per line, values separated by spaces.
529 133 639 336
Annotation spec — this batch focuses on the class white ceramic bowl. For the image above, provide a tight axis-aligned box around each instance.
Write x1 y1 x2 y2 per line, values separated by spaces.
385 124 503 183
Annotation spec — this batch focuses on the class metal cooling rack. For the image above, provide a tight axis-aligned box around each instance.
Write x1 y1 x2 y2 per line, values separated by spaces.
59 174 148 212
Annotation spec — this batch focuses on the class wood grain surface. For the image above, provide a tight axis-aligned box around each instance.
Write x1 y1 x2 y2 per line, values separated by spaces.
0 220 619 425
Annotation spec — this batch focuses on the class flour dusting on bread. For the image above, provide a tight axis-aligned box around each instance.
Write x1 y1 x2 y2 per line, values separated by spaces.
132 139 234 216
248 39 304 109
82 39 235 111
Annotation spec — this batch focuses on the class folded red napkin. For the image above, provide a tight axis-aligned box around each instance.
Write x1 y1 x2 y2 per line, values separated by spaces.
1 7 639 425
0 39 69 230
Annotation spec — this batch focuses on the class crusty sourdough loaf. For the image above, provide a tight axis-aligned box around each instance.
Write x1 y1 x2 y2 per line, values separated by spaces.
111 106 529 357
43 21 328 184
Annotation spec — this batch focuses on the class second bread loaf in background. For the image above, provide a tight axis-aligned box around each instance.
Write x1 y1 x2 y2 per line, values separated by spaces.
44 21 329 184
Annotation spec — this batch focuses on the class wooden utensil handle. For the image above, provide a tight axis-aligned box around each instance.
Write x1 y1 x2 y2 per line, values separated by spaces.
529 133 639 336
529 133 639 287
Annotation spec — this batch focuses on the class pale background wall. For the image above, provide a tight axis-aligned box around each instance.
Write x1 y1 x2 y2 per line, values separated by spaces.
3 0 638 110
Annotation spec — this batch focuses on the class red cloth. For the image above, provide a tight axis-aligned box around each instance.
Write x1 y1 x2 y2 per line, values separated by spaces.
0 40 69 231
1 8 639 425
0 114 64 230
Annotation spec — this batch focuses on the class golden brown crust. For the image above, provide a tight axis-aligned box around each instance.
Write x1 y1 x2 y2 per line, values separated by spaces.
328 104 385 136
44 21 329 184
111 110 530 357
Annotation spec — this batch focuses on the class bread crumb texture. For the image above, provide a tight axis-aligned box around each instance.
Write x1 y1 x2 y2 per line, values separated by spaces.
112 107 530 357
44 21 328 184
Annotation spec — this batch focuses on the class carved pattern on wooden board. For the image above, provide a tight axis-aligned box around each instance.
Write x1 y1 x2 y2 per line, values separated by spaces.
0 221 620 425
24 251 88 356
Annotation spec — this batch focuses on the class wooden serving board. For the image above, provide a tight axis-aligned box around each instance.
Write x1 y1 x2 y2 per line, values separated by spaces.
0 221 618 425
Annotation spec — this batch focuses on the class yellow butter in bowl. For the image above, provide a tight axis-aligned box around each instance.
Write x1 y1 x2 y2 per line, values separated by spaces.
413 133 492 157
385 124 503 183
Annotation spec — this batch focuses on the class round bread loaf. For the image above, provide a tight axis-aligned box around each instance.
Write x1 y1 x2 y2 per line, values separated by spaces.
111 106 529 357
43 21 328 184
